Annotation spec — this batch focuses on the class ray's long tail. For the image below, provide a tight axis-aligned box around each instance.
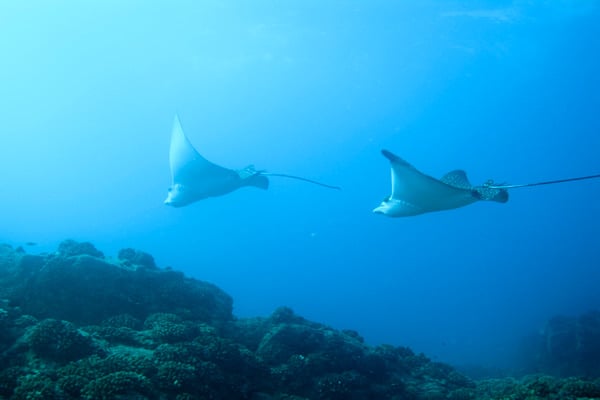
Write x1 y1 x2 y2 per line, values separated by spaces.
486 173 600 190
262 173 341 190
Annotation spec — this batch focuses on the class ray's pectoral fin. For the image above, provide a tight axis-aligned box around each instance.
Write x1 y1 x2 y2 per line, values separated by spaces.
169 115 229 184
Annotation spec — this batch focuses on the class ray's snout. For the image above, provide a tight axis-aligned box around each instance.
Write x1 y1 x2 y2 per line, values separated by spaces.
372 203 387 214
164 199 182 208
164 189 178 207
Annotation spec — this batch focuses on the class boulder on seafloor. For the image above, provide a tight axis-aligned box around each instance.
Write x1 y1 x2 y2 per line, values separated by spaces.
117 247 157 269
57 239 105 259
24 318 100 363
517 310 600 377
0 240 233 326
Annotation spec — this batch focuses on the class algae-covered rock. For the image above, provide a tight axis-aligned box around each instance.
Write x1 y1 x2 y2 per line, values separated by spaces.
0 244 44 300
102 313 143 330
558 377 600 398
472 375 600 400
257 323 328 364
57 239 104 258
315 371 369 400
0 244 25 279
118 247 157 269
154 361 197 393
223 316 271 351
0 367 28 398
256 306 367 371
144 312 198 343
80 371 155 399
25 319 98 363
12 373 63 400
520 310 600 377
2 241 233 326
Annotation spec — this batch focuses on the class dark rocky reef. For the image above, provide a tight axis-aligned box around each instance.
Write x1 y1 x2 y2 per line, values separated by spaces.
1 240 599 399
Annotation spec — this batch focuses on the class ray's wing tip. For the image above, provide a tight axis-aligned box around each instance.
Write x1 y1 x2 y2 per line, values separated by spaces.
172 114 182 129
381 149 395 160
381 149 411 167
381 149 402 162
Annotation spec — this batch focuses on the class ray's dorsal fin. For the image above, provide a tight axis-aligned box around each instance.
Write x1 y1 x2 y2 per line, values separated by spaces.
440 170 473 190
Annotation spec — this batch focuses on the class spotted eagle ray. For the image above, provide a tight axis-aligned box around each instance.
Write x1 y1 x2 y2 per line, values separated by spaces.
373 149 600 217
164 115 340 207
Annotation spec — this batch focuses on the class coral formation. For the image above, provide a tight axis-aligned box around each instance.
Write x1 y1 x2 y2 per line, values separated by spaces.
57 239 105 258
0 240 599 399
25 318 98 362
118 247 157 269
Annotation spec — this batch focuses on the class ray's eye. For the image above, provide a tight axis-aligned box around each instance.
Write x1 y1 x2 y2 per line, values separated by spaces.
167 188 172 192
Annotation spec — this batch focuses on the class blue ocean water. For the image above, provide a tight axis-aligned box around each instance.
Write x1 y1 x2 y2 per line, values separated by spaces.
1 1 599 369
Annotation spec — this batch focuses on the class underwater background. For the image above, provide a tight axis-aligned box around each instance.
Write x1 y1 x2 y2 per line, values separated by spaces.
1 0 599 372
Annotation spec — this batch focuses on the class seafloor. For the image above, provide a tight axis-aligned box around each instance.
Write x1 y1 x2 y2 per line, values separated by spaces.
0 240 599 400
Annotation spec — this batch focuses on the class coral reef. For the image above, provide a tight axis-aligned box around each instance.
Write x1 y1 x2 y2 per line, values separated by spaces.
0 240 599 399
